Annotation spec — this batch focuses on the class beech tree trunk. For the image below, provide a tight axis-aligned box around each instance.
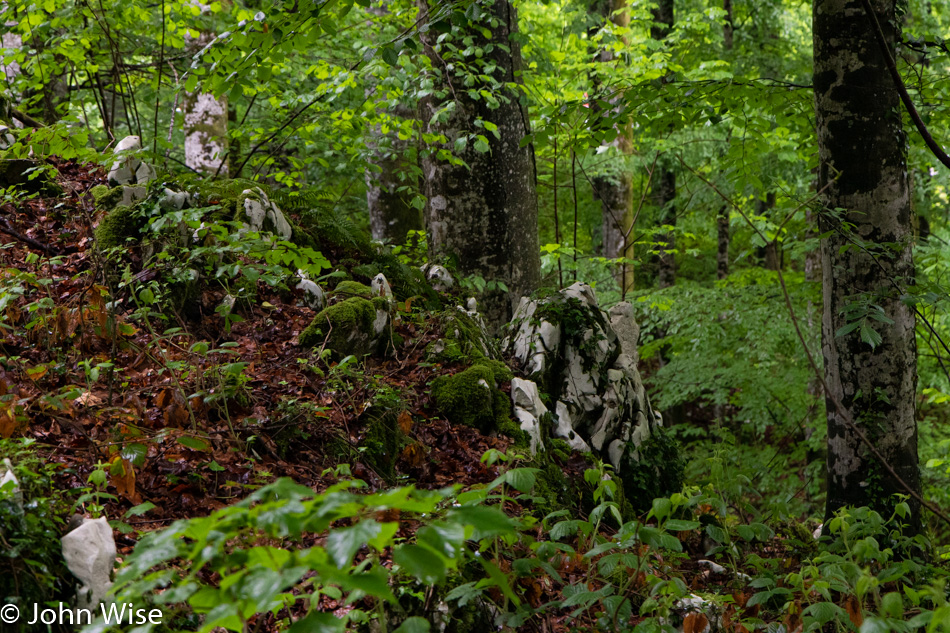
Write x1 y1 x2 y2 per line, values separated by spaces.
651 0 676 289
184 30 228 176
417 0 540 330
814 0 920 528
589 0 635 294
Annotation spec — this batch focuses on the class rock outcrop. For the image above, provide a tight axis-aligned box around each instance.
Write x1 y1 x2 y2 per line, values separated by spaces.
505 282 679 501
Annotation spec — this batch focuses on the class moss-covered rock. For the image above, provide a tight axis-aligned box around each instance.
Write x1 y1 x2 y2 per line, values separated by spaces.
94 205 142 249
299 296 389 356
426 309 496 364
333 280 373 299
430 361 523 444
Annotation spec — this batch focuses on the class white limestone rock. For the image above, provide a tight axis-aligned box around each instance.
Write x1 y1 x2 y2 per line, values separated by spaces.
239 187 292 240
510 378 546 454
372 273 393 302
108 135 156 188
0 124 15 150
61 517 116 610
159 187 191 212
420 264 454 292
295 274 325 310
504 282 661 473
0 457 22 507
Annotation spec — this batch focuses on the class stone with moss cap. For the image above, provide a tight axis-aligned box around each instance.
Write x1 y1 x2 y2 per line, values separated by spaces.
430 360 525 444
298 295 390 356
94 205 141 249
332 280 374 299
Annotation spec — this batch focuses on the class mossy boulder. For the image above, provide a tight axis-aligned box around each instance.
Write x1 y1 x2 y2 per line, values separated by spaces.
94 205 142 249
333 280 373 299
431 360 525 444
0 159 63 195
426 309 495 364
299 296 390 356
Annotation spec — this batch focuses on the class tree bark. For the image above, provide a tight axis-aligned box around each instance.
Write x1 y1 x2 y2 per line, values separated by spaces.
716 207 729 279
184 30 228 176
651 0 675 289
814 0 920 529
716 0 733 281
417 0 540 330
589 0 635 294
366 105 422 244
653 167 676 288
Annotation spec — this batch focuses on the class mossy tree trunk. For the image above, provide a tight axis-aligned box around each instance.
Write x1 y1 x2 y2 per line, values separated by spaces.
417 0 540 330
589 0 635 294
814 0 920 529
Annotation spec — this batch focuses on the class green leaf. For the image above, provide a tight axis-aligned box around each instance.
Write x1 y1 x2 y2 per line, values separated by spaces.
125 502 156 518
326 520 382 569
178 436 210 452
288 611 345 633
393 544 447 584
664 519 700 532
380 46 398 67
393 617 430 633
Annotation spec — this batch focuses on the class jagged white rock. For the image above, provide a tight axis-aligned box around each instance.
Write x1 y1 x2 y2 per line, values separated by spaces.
295 271 325 310
61 517 116 610
420 264 454 291
372 273 393 302
240 187 292 240
510 378 546 454
504 282 660 472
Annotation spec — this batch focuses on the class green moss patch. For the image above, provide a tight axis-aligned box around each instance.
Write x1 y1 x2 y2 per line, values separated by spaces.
299 296 386 356
333 280 373 299
430 361 521 443
95 205 142 249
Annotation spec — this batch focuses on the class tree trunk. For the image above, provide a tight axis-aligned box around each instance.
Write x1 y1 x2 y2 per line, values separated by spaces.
814 0 920 529
716 207 729 279
417 0 540 330
716 0 733 281
366 105 422 245
589 0 635 294
184 31 228 177
653 167 676 288
651 0 675 289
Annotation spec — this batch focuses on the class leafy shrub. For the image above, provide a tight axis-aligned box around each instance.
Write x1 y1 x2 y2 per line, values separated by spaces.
0 439 72 633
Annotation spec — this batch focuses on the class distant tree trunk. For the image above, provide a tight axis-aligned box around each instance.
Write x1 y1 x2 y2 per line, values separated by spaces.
814 0 920 529
717 0 733 281
716 207 729 279
651 0 675 288
184 30 228 176
366 104 422 244
589 0 635 294
757 192 781 270
417 0 540 330
653 168 676 288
